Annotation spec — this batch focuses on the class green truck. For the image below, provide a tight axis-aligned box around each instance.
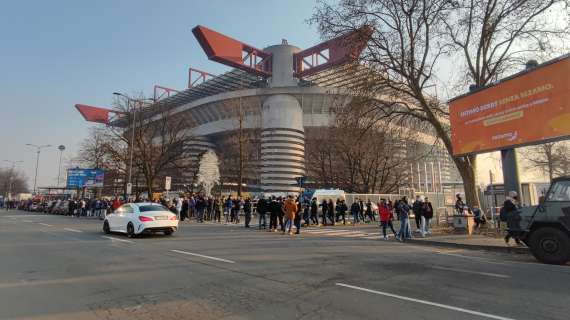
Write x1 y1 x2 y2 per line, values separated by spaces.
510 176 570 265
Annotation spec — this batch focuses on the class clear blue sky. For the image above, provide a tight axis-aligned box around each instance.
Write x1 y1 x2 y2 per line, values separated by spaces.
0 0 321 189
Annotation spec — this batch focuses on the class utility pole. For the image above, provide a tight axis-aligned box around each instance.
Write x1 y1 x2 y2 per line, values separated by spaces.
25 144 52 194
57 145 66 188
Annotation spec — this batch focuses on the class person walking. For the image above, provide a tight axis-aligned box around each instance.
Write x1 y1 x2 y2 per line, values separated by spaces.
310 198 319 225
412 195 423 230
503 191 523 245
320 199 329 226
365 199 374 223
257 196 268 229
175 197 183 220
350 200 360 224
379 199 396 240
396 197 412 242
269 196 280 232
277 197 285 231
282 195 297 235
244 198 252 228
421 197 434 236
294 198 303 234
224 197 232 224
328 199 335 226
358 198 365 223
336 199 347 225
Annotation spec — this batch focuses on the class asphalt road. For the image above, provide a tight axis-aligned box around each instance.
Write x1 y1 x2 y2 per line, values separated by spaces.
1 210 569 320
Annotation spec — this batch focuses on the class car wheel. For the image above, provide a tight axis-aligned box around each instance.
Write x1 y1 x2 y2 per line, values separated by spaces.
529 227 570 265
103 221 111 234
126 223 135 238
164 229 173 236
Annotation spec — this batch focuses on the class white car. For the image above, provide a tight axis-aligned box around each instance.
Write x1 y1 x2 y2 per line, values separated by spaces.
103 203 178 237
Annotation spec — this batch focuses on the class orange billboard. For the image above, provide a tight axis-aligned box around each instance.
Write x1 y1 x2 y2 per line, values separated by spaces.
450 55 570 155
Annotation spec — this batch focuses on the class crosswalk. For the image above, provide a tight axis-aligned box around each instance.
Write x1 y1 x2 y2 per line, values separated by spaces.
303 227 390 240
199 221 390 240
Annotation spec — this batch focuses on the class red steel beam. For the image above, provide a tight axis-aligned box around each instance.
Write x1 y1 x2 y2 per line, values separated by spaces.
154 85 180 101
192 25 272 77
75 104 124 124
294 26 373 78
188 67 216 88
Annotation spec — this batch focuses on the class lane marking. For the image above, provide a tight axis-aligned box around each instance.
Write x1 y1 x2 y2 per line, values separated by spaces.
437 252 507 266
64 228 83 233
102 236 134 244
171 249 236 264
22 220 34 223
431 266 510 279
335 283 516 320
38 223 53 227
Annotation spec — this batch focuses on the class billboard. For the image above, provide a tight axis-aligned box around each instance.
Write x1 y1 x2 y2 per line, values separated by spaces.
450 55 570 155
66 169 105 188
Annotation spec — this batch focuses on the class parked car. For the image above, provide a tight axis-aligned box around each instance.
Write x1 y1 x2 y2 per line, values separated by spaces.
103 203 178 237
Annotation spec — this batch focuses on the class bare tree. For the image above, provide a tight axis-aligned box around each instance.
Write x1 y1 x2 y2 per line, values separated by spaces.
0 168 28 197
307 97 415 194
521 141 570 181
311 0 569 206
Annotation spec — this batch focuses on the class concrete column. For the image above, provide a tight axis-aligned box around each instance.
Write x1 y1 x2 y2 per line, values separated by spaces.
260 42 304 195
501 149 521 198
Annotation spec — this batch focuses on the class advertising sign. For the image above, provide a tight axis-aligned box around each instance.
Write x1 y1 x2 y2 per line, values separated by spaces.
449 55 570 155
66 169 105 188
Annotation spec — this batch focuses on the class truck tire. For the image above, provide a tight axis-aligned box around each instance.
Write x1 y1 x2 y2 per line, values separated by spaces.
529 227 570 265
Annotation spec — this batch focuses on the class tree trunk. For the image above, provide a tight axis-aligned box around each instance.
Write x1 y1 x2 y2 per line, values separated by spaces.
453 154 479 207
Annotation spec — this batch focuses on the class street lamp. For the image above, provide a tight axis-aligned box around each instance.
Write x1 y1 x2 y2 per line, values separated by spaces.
112 92 153 198
3 160 23 200
25 144 52 194
57 145 66 188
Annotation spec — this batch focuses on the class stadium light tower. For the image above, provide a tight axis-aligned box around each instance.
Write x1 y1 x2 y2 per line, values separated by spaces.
25 144 52 194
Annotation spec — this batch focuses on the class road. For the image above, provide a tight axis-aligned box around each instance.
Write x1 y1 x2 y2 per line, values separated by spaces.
1 210 569 320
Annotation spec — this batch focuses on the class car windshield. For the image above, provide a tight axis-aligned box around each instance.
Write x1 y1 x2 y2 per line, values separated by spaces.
138 205 169 212
547 180 570 202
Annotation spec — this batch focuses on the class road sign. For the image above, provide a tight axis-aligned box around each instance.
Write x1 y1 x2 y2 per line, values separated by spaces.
126 183 132 195
165 176 171 191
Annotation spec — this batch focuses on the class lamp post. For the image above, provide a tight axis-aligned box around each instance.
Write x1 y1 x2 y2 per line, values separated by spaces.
112 92 153 198
57 145 66 188
3 160 23 200
25 144 52 194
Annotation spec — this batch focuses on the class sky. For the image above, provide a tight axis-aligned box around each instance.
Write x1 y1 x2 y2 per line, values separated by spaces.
0 0 552 192
0 0 322 190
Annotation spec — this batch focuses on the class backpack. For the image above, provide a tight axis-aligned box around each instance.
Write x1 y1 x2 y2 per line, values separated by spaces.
499 206 508 222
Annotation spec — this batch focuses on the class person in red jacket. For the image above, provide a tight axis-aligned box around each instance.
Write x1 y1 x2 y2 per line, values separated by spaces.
112 197 122 212
379 199 396 240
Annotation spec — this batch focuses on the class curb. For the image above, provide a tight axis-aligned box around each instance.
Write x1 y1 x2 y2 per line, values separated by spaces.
406 238 529 254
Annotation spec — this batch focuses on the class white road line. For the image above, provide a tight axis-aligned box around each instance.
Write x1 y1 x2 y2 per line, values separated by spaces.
363 235 383 240
437 252 508 265
38 223 53 227
304 229 345 234
171 249 236 264
338 232 370 238
63 228 83 233
101 236 134 244
431 266 510 279
22 220 34 223
335 283 516 320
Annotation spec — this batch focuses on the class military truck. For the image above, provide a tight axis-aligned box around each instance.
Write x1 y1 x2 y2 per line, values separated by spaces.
510 176 570 264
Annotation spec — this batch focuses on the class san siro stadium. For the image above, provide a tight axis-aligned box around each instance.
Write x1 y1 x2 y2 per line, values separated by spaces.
97 26 461 195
